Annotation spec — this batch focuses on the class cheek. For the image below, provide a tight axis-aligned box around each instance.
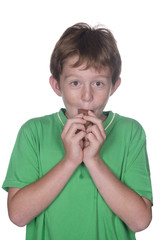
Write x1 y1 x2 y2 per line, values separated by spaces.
97 91 110 103
61 91 78 105
94 91 111 111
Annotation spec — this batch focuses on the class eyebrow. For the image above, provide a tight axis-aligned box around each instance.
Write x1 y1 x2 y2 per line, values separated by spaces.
64 75 80 79
64 74 111 80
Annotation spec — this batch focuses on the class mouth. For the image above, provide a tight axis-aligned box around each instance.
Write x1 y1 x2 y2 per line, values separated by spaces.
78 109 94 115
78 109 93 128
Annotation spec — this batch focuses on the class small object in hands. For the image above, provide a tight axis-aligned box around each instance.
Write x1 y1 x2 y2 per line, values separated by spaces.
78 109 93 128
75 109 93 134
77 109 93 149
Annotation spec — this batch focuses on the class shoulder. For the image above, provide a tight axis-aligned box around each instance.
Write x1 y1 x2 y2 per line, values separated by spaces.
19 112 58 136
115 113 142 128
114 113 146 140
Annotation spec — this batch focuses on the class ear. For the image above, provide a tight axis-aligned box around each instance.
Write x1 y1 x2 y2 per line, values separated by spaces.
110 77 121 96
49 76 62 96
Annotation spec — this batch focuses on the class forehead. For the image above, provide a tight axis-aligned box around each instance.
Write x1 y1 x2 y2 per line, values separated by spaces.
61 56 112 78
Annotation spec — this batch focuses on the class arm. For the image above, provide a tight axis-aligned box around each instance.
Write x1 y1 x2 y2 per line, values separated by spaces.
83 111 152 232
84 158 152 232
8 159 77 227
8 115 86 227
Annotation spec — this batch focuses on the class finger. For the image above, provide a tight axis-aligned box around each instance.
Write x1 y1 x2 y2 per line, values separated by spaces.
75 113 84 119
88 110 96 116
85 132 97 144
75 130 86 142
83 139 90 148
62 118 86 136
83 115 106 140
86 124 104 142
67 123 86 137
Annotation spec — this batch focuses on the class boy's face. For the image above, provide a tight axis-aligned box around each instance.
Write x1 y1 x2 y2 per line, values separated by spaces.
50 56 121 120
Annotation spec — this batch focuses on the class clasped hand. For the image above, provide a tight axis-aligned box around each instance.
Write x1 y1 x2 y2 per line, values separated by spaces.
61 111 106 167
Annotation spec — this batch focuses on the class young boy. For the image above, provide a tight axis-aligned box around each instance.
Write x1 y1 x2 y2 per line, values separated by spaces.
2 23 153 240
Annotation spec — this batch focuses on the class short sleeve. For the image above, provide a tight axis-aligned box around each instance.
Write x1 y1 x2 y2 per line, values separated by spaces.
2 121 39 192
123 121 153 205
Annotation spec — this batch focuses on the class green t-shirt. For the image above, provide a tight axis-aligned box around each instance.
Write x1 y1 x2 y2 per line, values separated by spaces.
2 109 153 240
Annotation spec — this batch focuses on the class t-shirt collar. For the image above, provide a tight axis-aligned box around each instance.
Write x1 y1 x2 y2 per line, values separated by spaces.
57 108 116 132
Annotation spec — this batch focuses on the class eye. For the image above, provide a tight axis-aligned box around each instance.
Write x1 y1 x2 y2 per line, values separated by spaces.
95 81 104 87
71 81 80 87
96 82 101 86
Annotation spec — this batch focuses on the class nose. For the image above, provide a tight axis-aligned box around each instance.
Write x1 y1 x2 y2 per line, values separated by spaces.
81 85 93 102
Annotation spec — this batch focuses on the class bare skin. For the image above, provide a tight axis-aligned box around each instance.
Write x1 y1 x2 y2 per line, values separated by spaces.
82 111 152 232
8 111 152 231
8 115 86 227
8 59 152 231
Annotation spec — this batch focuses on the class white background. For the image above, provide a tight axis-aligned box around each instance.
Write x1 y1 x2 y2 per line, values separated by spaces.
0 0 159 239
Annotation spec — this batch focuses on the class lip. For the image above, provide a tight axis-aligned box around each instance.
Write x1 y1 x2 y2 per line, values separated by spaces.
78 108 94 112
78 109 94 116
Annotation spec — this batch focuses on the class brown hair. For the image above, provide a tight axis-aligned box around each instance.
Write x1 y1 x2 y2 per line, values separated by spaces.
50 23 121 85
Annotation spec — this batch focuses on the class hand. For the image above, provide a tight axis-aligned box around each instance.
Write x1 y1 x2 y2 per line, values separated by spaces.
61 114 87 167
82 111 106 164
